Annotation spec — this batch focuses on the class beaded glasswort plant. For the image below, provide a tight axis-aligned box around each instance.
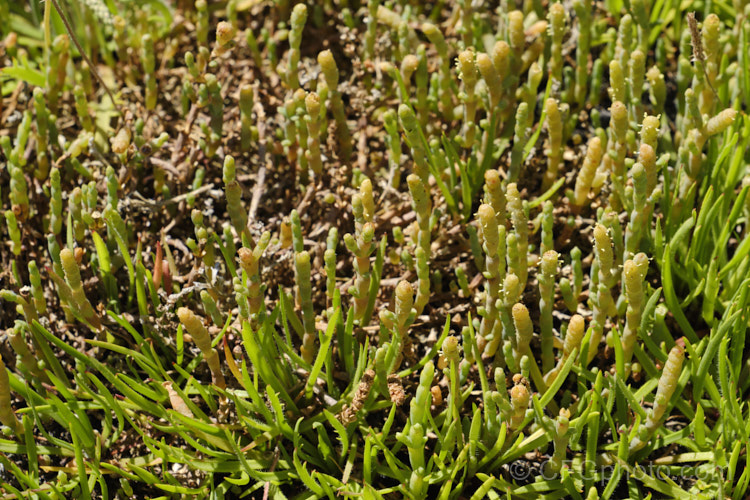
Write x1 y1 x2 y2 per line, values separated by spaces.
0 0 749 498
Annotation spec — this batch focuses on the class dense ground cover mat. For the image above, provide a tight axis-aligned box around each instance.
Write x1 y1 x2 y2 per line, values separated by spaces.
1 0 750 498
